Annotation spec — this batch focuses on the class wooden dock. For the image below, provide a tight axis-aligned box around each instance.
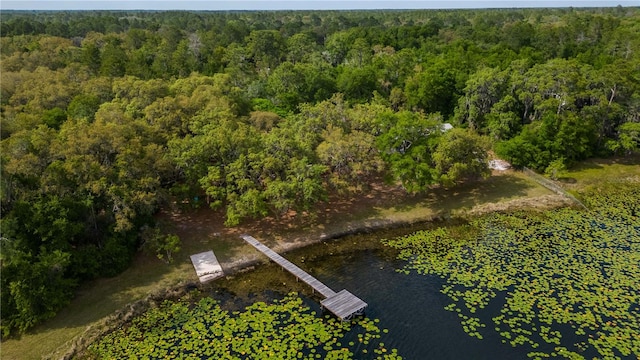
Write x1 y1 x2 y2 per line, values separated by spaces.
190 250 224 283
241 234 367 321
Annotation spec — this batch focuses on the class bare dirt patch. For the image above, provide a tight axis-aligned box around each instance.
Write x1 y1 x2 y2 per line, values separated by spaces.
160 171 562 276
158 181 415 269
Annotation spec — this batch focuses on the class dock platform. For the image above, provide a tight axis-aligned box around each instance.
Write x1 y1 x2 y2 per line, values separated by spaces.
241 234 367 321
190 250 224 283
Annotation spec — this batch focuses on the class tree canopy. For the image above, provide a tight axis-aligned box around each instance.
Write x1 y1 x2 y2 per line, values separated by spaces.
1 7 639 337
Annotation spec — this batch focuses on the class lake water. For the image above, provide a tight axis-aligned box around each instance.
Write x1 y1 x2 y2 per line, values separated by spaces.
288 247 534 359
96 185 639 359
211 233 548 360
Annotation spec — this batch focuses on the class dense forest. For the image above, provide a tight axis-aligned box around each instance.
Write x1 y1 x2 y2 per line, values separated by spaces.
1 8 639 337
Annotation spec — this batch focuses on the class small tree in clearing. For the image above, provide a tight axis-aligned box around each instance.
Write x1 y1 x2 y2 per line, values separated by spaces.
141 226 182 264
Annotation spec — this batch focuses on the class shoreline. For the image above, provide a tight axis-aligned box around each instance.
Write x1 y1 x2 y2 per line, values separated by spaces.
57 192 573 360
49 156 640 360
7 170 570 360
221 192 573 272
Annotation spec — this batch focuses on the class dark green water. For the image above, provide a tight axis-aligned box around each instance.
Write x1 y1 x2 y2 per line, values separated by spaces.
206 198 640 360
213 233 540 360
286 246 532 359
97 184 639 359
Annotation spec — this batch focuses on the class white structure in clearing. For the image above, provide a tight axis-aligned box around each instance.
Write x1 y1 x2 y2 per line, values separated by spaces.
440 123 454 132
489 159 512 171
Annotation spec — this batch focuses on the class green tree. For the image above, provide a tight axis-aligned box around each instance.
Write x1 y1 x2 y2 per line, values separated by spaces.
280 157 327 214
266 62 305 111
141 226 182 263
512 59 585 122
346 38 372 67
171 39 199 77
42 107 67 129
324 30 354 66
453 66 507 131
126 44 156 79
1 249 76 336
544 157 568 180
286 32 318 64
618 122 640 155
316 126 382 191
337 65 378 102
81 41 101 73
485 95 521 141
246 30 285 71
404 60 457 117
100 37 127 77
67 94 100 121
495 112 596 171
432 128 490 187
376 111 443 192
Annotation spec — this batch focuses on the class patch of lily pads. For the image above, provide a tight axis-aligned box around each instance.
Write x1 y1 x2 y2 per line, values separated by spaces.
384 183 640 359
88 292 401 359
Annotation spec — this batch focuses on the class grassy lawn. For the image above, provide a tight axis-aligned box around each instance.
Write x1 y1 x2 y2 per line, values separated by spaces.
560 154 640 189
2 159 638 360
1 254 195 360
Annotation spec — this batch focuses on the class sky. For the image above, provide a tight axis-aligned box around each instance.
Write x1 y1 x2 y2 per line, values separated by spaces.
2 1 638 11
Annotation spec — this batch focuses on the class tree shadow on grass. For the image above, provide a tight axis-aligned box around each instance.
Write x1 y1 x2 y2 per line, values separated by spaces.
0 251 196 360
26 255 186 335
562 154 640 186
387 172 545 215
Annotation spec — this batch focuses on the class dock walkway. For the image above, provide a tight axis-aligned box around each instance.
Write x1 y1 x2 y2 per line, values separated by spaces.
241 234 367 320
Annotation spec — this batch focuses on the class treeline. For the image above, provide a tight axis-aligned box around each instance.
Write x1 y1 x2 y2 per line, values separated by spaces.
1 8 639 337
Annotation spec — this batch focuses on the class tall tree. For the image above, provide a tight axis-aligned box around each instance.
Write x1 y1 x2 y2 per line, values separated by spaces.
404 59 457 117
245 30 285 72
99 37 127 77
433 128 490 187
376 111 443 192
